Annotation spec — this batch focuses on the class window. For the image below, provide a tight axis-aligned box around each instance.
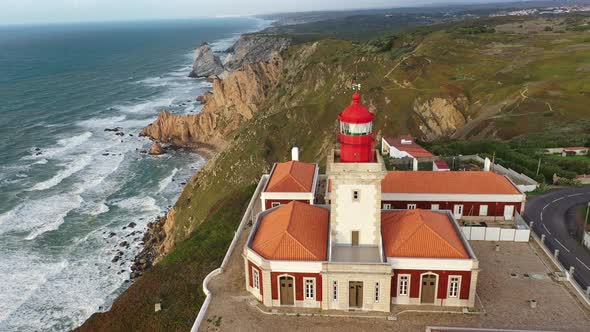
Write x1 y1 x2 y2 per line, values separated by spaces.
252 269 260 289
271 202 281 208
351 231 359 246
479 205 488 216
448 276 461 298
383 203 391 210
374 282 380 303
407 204 417 210
305 278 315 300
398 275 409 296
352 190 360 201
332 281 338 302
431 204 439 210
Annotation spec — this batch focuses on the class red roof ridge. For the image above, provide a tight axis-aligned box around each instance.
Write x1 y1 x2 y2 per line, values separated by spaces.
419 217 466 258
285 232 321 260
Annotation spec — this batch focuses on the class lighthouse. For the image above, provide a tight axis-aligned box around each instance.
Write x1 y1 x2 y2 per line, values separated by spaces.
338 92 375 163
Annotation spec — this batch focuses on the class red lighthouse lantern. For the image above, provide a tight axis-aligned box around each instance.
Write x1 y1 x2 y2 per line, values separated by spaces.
338 92 375 162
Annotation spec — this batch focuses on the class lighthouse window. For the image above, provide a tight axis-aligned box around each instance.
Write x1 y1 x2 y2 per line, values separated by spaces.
340 122 372 136
352 190 360 201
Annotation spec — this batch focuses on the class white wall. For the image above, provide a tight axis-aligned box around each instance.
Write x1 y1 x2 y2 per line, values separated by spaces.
332 183 380 245
461 226 530 242
584 232 590 250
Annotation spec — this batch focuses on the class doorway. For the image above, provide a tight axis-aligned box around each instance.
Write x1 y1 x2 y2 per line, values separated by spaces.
351 231 359 246
504 205 515 220
349 281 363 308
453 204 464 219
279 276 294 305
420 274 437 304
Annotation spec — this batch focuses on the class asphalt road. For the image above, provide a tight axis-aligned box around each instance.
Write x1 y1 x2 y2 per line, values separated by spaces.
524 186 590 291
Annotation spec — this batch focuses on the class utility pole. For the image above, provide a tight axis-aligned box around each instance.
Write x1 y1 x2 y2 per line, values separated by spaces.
536 158 542 177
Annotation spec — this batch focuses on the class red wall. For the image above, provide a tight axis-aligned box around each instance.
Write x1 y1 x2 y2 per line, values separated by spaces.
264 199 310 210
270 272 322 302
391 269 471 301
248 261 263 297
382 200 522 217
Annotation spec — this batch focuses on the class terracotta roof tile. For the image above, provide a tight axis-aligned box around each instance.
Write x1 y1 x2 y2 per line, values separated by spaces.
265 161 316 192
384 135 434 157
382 171 521 195
252 201 328 261
381 209 469 259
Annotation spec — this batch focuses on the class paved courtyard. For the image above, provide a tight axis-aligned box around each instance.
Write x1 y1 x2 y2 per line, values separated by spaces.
201 229 590 332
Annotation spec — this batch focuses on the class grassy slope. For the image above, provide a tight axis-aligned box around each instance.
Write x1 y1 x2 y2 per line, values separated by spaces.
79 15 590 330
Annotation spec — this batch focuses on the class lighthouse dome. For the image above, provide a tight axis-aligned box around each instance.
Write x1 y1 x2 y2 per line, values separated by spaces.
338 92 374 124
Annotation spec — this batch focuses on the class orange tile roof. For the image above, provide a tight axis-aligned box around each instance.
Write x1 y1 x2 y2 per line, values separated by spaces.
252 201 328 261
384 135 434 157
265 161 316 193
381 209 469 259
382 171 521 195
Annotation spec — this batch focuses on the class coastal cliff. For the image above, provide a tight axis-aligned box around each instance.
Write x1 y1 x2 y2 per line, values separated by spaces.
140 54 284 155
188 43 224 78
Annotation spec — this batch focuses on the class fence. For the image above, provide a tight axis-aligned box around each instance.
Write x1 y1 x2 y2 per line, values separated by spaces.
190 175 268 332
528 222 590 307
459 155 539 192
461 212 530 242
584 232 590 250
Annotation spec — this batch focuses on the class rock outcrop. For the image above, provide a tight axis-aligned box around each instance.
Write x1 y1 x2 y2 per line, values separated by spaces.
141 54 284 153
148 142 164 155
223 34 290 71
188 43 224 78
412 94 469 140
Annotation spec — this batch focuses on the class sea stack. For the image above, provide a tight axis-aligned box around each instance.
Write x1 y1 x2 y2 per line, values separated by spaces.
188 43 224 78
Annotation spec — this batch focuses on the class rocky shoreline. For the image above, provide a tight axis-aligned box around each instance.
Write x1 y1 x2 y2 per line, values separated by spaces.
126 30 291 282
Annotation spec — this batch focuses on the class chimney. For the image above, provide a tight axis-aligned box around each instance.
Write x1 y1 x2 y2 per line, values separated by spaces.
484 157 491 172
291 147 299 161
412 158 418 171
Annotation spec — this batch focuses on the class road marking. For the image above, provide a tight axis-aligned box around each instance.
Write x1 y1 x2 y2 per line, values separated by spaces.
567 193 586 198
542 223 551 235
576 258 590 271
554 239 570 253
552 197 565 203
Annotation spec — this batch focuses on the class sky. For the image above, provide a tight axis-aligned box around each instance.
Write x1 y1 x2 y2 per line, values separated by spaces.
0 0 498 25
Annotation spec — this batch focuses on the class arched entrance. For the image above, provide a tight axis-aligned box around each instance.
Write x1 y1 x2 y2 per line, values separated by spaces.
420 273 437 304
279 276 294 305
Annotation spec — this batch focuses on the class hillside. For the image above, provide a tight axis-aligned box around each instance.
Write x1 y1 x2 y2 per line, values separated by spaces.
78 15 590 331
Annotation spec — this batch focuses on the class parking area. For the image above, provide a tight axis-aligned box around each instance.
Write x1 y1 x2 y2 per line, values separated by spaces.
201 234 590 331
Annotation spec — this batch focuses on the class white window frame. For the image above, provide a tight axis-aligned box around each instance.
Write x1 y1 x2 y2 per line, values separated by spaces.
352 190 360 202
374 282 380 303
271 202 281 208
332 280 338 302
454 204 464 218
383 203 392 210
448 275 462 298
304 278 315 300
431 204 439 210
479 205 488 216
252 269 260 289
407 204 417 210
398 274 410 296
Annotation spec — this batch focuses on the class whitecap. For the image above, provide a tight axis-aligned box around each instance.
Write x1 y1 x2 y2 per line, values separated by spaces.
115 97 175 114
77 115 127 128
28 154 93 191
157 168 179 193
113 196 159 213
0 194 83 240
23 132 93 160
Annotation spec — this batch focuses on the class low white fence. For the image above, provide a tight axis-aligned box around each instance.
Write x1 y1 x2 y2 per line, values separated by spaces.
529 224 590 307
461 212 530 242
584 232 590 250
459 155 539 192
190 175 268 332
461 226 530 242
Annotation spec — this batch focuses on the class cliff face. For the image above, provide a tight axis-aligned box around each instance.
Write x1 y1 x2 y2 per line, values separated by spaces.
223 34 290 71
140 54 284 154
412 95 469 141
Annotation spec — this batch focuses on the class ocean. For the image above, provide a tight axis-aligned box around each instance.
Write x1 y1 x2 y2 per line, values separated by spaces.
0 17 268 331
